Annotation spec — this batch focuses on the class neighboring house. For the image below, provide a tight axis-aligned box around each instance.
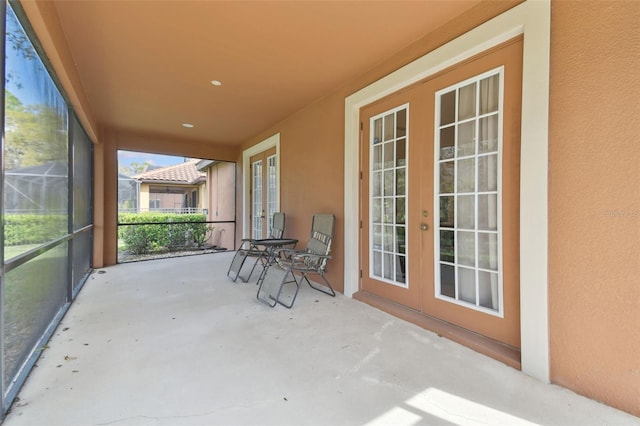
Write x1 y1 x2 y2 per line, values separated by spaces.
130 159 206 213
119 159 235 249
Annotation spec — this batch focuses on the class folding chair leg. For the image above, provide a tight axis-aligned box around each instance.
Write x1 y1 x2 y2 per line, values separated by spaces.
257 265 300 309
256 277 278 307
274 275 300 309
238 255 261 283
227 250 248 282
303 273 336 297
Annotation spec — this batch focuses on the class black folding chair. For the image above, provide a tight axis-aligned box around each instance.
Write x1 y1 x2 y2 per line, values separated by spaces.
257 214 336 308
227 212 286 282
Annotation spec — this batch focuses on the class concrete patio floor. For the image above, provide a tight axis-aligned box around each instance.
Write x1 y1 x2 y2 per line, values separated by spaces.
4 252 638 426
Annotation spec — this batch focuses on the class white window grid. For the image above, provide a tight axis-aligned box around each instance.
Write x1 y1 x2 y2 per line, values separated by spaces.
252 159 263 239
369 104 409 288
266 154 277 236
434 67 505 317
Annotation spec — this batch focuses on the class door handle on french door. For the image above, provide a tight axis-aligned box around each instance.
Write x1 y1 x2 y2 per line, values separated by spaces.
420 223 429 231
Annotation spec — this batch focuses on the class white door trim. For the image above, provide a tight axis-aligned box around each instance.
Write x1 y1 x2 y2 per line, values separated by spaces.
343 0 550 382
242 133 280 239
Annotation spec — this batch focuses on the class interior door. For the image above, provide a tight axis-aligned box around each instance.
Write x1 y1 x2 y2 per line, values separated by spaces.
360 37 523 348
250 147 277 239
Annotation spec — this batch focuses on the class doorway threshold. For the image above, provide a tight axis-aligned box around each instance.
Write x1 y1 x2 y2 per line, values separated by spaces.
353 291 521 370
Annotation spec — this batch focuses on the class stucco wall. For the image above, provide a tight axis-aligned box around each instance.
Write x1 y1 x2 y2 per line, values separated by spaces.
548 1 640 417
207 161 236 251
139 183 150 209
239 1 520 294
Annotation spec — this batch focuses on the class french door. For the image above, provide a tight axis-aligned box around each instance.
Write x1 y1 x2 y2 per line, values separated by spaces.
360 38 523 348
250 147 277 239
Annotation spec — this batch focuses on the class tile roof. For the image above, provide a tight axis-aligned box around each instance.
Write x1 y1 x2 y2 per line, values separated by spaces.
132 159 205 184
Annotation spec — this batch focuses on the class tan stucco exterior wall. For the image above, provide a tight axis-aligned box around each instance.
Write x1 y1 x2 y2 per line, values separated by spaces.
238 1 521 294
138 183 150 209
206 161 236 251
548 1 640 416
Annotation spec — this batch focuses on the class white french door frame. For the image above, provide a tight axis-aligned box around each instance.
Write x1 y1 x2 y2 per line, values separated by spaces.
344 0 551 382
242 133 280 239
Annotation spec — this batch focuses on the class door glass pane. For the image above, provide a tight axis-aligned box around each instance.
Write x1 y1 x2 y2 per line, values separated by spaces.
372 171 382 197
373 118 382 144
372 199 382 224
384 170 394 196
396 227 406 254
458 83 476 120
373 225 382 250
373 251 382 276
384 114 394 141
372 145 382 170
439 126 455 160
480 74 499 114
456 195 475 229
457 158 475 193
396 255 406 283
383 142 394 168
439 161 454 194
478 194 498 231
369 106 408 287
396 168 405 194
478 154 498 192
383 199 394 224
383 225 394 251
383 253 394 280
440 264 455 298
439 196 454 228
396 197 406 225
440 230 454 263
479 271 499 310
435 70 502 313
457 121 476 157
440 91 456 126
457 231 475 267
478 232 498 270
479 115 499 153
396 138 406 167
458 267 476 304
396 110 407 137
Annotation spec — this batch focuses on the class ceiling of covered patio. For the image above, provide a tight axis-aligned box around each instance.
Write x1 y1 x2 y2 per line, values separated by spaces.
49 1 483 145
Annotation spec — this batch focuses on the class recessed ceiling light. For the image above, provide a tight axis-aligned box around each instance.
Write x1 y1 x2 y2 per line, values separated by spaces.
211 80 222 86
182 123 194 128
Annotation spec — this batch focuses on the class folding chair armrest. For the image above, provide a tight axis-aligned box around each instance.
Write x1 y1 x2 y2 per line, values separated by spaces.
272 247 299 258
292 252 331 260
